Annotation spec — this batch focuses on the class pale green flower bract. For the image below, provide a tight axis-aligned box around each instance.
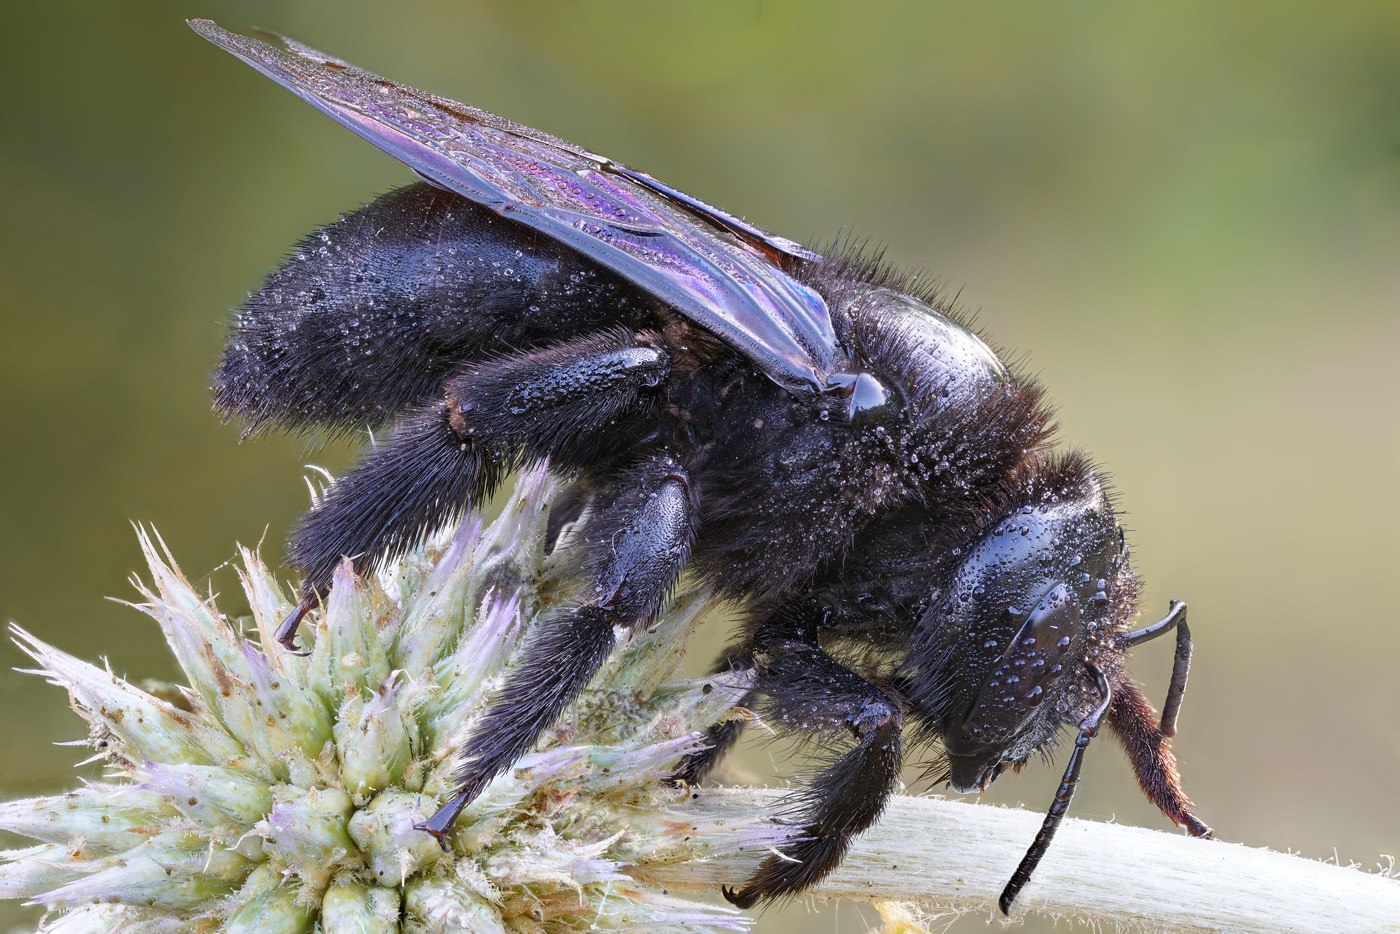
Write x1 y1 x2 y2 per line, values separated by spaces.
2 466 782 932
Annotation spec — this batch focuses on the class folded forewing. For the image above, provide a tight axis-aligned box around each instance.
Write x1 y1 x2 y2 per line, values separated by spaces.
192 20 839 392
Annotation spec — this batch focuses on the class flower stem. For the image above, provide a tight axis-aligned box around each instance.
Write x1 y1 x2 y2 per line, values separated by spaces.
649 788 1400 932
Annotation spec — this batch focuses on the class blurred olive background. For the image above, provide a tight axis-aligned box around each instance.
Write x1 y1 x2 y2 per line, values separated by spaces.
2 2 1397 931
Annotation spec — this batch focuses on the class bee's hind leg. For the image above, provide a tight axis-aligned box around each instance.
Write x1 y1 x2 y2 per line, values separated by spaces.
279 399 502 651
278 328 673 652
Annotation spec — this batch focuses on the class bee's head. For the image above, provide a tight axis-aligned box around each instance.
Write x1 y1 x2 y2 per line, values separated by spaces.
907 454 1135 791
907 454 1212 913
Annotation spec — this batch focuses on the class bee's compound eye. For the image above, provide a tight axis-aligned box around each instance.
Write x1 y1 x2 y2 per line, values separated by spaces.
962 583 1083 736
827 371 893 425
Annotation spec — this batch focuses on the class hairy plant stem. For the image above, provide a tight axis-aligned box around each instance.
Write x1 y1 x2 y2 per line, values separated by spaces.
656 788 1400 932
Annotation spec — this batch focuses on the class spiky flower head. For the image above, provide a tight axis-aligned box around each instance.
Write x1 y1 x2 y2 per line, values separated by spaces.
1 466 782 932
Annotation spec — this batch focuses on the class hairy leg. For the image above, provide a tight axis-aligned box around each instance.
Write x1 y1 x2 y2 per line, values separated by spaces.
724 604 904 909
1112 601 1211 837
418 454 698 839
281 330 670 648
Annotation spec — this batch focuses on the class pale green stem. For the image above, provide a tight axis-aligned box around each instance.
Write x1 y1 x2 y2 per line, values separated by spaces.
649 788 1400 932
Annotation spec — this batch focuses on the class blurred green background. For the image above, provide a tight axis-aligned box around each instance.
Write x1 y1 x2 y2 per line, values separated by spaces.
2 2 1397 930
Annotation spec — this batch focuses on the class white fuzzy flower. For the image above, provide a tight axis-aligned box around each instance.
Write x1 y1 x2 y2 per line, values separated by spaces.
0 466 782 932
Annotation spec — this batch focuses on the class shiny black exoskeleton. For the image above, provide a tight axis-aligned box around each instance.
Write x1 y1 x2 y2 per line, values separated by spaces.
197 21 1212 914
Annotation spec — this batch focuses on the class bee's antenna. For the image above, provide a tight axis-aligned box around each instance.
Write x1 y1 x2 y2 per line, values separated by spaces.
999 663 1112 915
1123 600 1192 736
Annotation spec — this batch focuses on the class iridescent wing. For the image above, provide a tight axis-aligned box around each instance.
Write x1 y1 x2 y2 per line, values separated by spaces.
192 20 839 393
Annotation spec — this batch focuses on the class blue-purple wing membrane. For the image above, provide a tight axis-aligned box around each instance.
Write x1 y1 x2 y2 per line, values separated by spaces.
191 20 839 392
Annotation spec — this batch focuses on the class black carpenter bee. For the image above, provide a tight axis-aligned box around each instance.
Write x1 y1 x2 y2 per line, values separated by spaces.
195 20 1212 914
